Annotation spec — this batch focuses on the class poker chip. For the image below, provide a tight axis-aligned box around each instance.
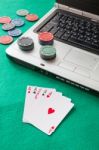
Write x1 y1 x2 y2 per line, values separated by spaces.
2 22 15 31
17 37 34 51
8 28 22 37
0 35 13 44
40 46 56 60
25 14 39 22
11 18 25 27
0 16 11 24
16 9 29 16
38 32 54 45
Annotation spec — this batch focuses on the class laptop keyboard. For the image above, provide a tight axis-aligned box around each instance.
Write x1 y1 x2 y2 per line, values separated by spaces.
37 10 99 54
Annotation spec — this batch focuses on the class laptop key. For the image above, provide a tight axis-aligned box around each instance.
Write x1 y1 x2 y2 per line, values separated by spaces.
50 27 59 35
68 37 99 53
78 35 84 41
55 30 65 38
59 22 65 28
39 22 54 32
92 42 99 49
51 13 62 23
39 26 52 32
61 32 70 41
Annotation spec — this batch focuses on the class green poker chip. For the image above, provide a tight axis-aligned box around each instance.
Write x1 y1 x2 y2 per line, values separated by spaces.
40 46 56 60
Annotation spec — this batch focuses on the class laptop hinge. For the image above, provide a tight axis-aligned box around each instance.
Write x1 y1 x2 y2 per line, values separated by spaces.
56 3 99 22
54 3 59 8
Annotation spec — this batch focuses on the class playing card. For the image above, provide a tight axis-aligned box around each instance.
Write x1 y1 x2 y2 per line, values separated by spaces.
26 85 57 99
23 86 57 122
23 86 74 135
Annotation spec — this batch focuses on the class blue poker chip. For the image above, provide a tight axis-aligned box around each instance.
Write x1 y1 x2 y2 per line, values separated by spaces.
8 28 22 37
11 18 25 27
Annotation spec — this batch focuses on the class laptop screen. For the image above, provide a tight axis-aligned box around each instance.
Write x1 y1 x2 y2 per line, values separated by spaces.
57 0 99 15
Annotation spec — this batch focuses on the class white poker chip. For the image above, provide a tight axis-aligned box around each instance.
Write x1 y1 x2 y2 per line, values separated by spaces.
2 23 15 31
16 9 29 16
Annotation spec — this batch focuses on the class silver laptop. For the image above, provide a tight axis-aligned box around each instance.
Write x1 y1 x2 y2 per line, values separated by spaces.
6 0 99 94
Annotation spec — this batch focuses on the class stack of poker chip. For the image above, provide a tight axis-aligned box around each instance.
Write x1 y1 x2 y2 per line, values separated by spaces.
38 32 56 60
40 46 56 60
38 32 54 45
17 37 34 51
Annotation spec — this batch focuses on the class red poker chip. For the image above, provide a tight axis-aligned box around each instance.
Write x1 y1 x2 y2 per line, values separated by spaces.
0 16 11 24
38 32 54 42
0 36 13 44
25 14 39 21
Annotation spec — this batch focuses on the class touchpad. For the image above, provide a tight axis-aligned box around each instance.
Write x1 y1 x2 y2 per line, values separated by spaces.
64 48 98 70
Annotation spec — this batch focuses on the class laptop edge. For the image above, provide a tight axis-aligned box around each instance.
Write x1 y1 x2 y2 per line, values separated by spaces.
6 1 99 95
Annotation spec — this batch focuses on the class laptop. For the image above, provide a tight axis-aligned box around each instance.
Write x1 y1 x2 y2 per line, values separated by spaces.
6 0 99 94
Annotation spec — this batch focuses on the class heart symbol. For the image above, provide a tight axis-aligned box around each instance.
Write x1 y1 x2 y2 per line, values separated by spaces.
48 108 55 114
47 95 50 98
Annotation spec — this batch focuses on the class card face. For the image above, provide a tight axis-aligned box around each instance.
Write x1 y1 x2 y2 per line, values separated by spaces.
23 86 74 135
23 86 57 122
26 86 57 100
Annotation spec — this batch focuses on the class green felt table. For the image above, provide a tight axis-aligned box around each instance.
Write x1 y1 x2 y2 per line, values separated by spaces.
0 0 99 150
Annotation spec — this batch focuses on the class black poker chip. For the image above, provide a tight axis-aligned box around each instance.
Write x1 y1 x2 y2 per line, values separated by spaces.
17 37 34 51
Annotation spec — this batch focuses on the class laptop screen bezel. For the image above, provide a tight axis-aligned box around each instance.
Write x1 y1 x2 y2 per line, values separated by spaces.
57 0 99 15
